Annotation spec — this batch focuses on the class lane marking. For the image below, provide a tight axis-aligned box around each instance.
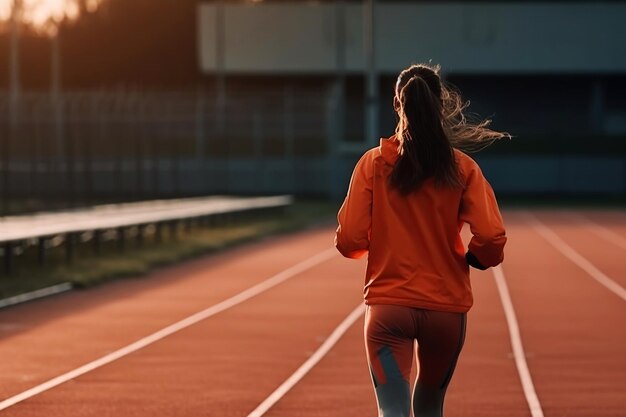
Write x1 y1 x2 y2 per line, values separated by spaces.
247 304 365 417
493 265 545 417
568 213 626 252
0 248 337 411
0 283 72 309
526 212 626 302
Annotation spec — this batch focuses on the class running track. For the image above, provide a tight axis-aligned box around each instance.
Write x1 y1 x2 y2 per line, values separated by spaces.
0 209 624 417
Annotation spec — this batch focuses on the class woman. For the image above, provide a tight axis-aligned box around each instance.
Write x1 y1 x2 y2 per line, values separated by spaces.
335 63 508 417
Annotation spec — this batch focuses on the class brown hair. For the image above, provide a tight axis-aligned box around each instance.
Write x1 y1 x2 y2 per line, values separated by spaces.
390 63 510 194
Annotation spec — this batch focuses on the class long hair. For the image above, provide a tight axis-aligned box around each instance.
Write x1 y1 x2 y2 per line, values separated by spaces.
390 63 510 194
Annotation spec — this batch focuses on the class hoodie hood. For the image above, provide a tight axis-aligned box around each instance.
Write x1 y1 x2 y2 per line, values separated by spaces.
379 135 401 166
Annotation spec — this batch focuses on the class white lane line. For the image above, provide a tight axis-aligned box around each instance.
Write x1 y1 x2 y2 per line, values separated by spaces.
526 212 626 302
493 265 545 417
569 213 626 251
247 304 365 417
0 248 337 411
0 283 72 309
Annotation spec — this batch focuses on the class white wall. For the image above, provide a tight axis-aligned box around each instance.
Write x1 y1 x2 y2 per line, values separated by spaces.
197 1 626 74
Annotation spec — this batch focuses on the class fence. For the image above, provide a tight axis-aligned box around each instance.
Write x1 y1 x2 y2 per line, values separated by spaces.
3 86 625 215
0 85 343 214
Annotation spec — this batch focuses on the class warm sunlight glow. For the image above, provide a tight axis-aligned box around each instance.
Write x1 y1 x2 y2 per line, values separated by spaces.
0 0 102 34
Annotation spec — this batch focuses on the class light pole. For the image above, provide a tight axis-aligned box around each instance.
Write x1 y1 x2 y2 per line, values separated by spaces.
51 29 61 99
9 0 22 126
50 28 65 163
49 26 67 204
364 0 379 147
4 0 22 214
215 0 227 192
328 0 346 198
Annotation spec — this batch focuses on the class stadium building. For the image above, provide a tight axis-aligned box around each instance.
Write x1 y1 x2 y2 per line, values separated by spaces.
1 1 625 203
196 0 626 197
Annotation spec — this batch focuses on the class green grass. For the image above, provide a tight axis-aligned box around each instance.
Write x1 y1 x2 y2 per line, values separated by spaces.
0 201 338 300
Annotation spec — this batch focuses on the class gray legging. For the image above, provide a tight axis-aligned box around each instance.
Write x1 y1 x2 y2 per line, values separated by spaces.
364 304 467 417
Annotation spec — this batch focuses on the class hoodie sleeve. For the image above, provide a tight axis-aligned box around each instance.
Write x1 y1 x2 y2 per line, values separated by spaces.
459 158 507 268
335 152 373 259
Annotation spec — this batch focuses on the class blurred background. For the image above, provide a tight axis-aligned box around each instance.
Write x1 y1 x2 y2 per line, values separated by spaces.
1 0 626 215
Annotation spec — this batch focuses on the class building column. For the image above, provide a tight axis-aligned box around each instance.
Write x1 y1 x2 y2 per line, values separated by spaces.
589 77 605 134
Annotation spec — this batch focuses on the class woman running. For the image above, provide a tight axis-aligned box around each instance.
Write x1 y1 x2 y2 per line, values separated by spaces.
335 63 509 417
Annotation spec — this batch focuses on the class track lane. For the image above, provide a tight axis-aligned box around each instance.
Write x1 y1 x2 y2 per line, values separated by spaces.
436 266 533 417
260 312 376 417
246 304 365 417
501 213 626 417
1 249 365 416
572 212 626 251
2 211 624 416
530 210 626 290
493 265 544 417
581 210 626 241
0 249 337 411
0 228 335 400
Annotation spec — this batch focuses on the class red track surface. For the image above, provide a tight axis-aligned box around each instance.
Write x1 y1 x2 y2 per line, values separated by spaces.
0 210 624 416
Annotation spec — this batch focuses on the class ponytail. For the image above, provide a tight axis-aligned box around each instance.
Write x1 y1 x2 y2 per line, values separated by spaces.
390 73 462 194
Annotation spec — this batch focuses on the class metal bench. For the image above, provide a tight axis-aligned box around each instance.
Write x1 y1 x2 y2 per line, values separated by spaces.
0 195 293 274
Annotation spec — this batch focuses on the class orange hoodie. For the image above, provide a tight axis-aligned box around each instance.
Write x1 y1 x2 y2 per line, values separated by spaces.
335 136 506 313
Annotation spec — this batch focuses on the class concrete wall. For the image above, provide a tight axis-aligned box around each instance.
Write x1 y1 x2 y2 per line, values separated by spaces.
198 2 626 74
